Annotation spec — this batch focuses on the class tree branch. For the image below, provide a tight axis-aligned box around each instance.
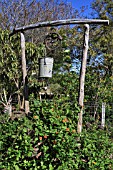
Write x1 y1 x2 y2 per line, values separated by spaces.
10 19 109 36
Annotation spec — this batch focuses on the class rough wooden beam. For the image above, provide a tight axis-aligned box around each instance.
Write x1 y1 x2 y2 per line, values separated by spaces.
101 103 106 128
77 24 89 133
10 19 109 35
79 24 89 107
20 32 30 114
20 32 27 83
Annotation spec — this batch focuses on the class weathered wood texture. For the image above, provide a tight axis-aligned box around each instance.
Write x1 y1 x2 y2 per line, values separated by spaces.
77 24 89 133
101 103 106 128
20 32 27 83
79 24 89 107
20 32 30 114
10 19 109 35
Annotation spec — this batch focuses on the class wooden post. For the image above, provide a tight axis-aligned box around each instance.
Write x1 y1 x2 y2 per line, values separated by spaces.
101 103 106 128
77 24 89 133
20 32 30 114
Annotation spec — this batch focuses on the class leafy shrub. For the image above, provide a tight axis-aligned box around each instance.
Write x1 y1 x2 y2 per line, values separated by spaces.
80 127 113 170
0 73 113 170
0 97 113 170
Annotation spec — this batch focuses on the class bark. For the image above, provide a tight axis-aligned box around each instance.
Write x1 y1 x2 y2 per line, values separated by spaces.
77 24 89 133
20 32 27 84
20 32 30 114
10 19 109 35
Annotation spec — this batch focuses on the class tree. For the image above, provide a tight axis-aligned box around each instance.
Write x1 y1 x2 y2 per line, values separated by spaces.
83 0 113 106
0 28 43 111
0 0 84 72
89 0 113 75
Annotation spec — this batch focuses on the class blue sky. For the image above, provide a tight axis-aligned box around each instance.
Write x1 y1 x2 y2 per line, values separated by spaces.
68 0 94 16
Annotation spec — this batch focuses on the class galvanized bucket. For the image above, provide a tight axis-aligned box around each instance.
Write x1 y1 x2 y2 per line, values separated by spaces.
38 57 54 78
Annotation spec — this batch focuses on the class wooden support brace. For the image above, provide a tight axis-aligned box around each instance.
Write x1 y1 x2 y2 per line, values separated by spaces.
10 19 109 36
77 24 89 133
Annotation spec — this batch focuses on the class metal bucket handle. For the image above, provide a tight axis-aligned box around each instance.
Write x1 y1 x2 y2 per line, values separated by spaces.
44 48 46 65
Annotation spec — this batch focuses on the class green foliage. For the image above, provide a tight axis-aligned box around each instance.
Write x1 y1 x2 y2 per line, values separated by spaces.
0 70 113 169
85 67 113 104
1 98 113 169
80 127 113 170
0 29 45 107
0 1 113 169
